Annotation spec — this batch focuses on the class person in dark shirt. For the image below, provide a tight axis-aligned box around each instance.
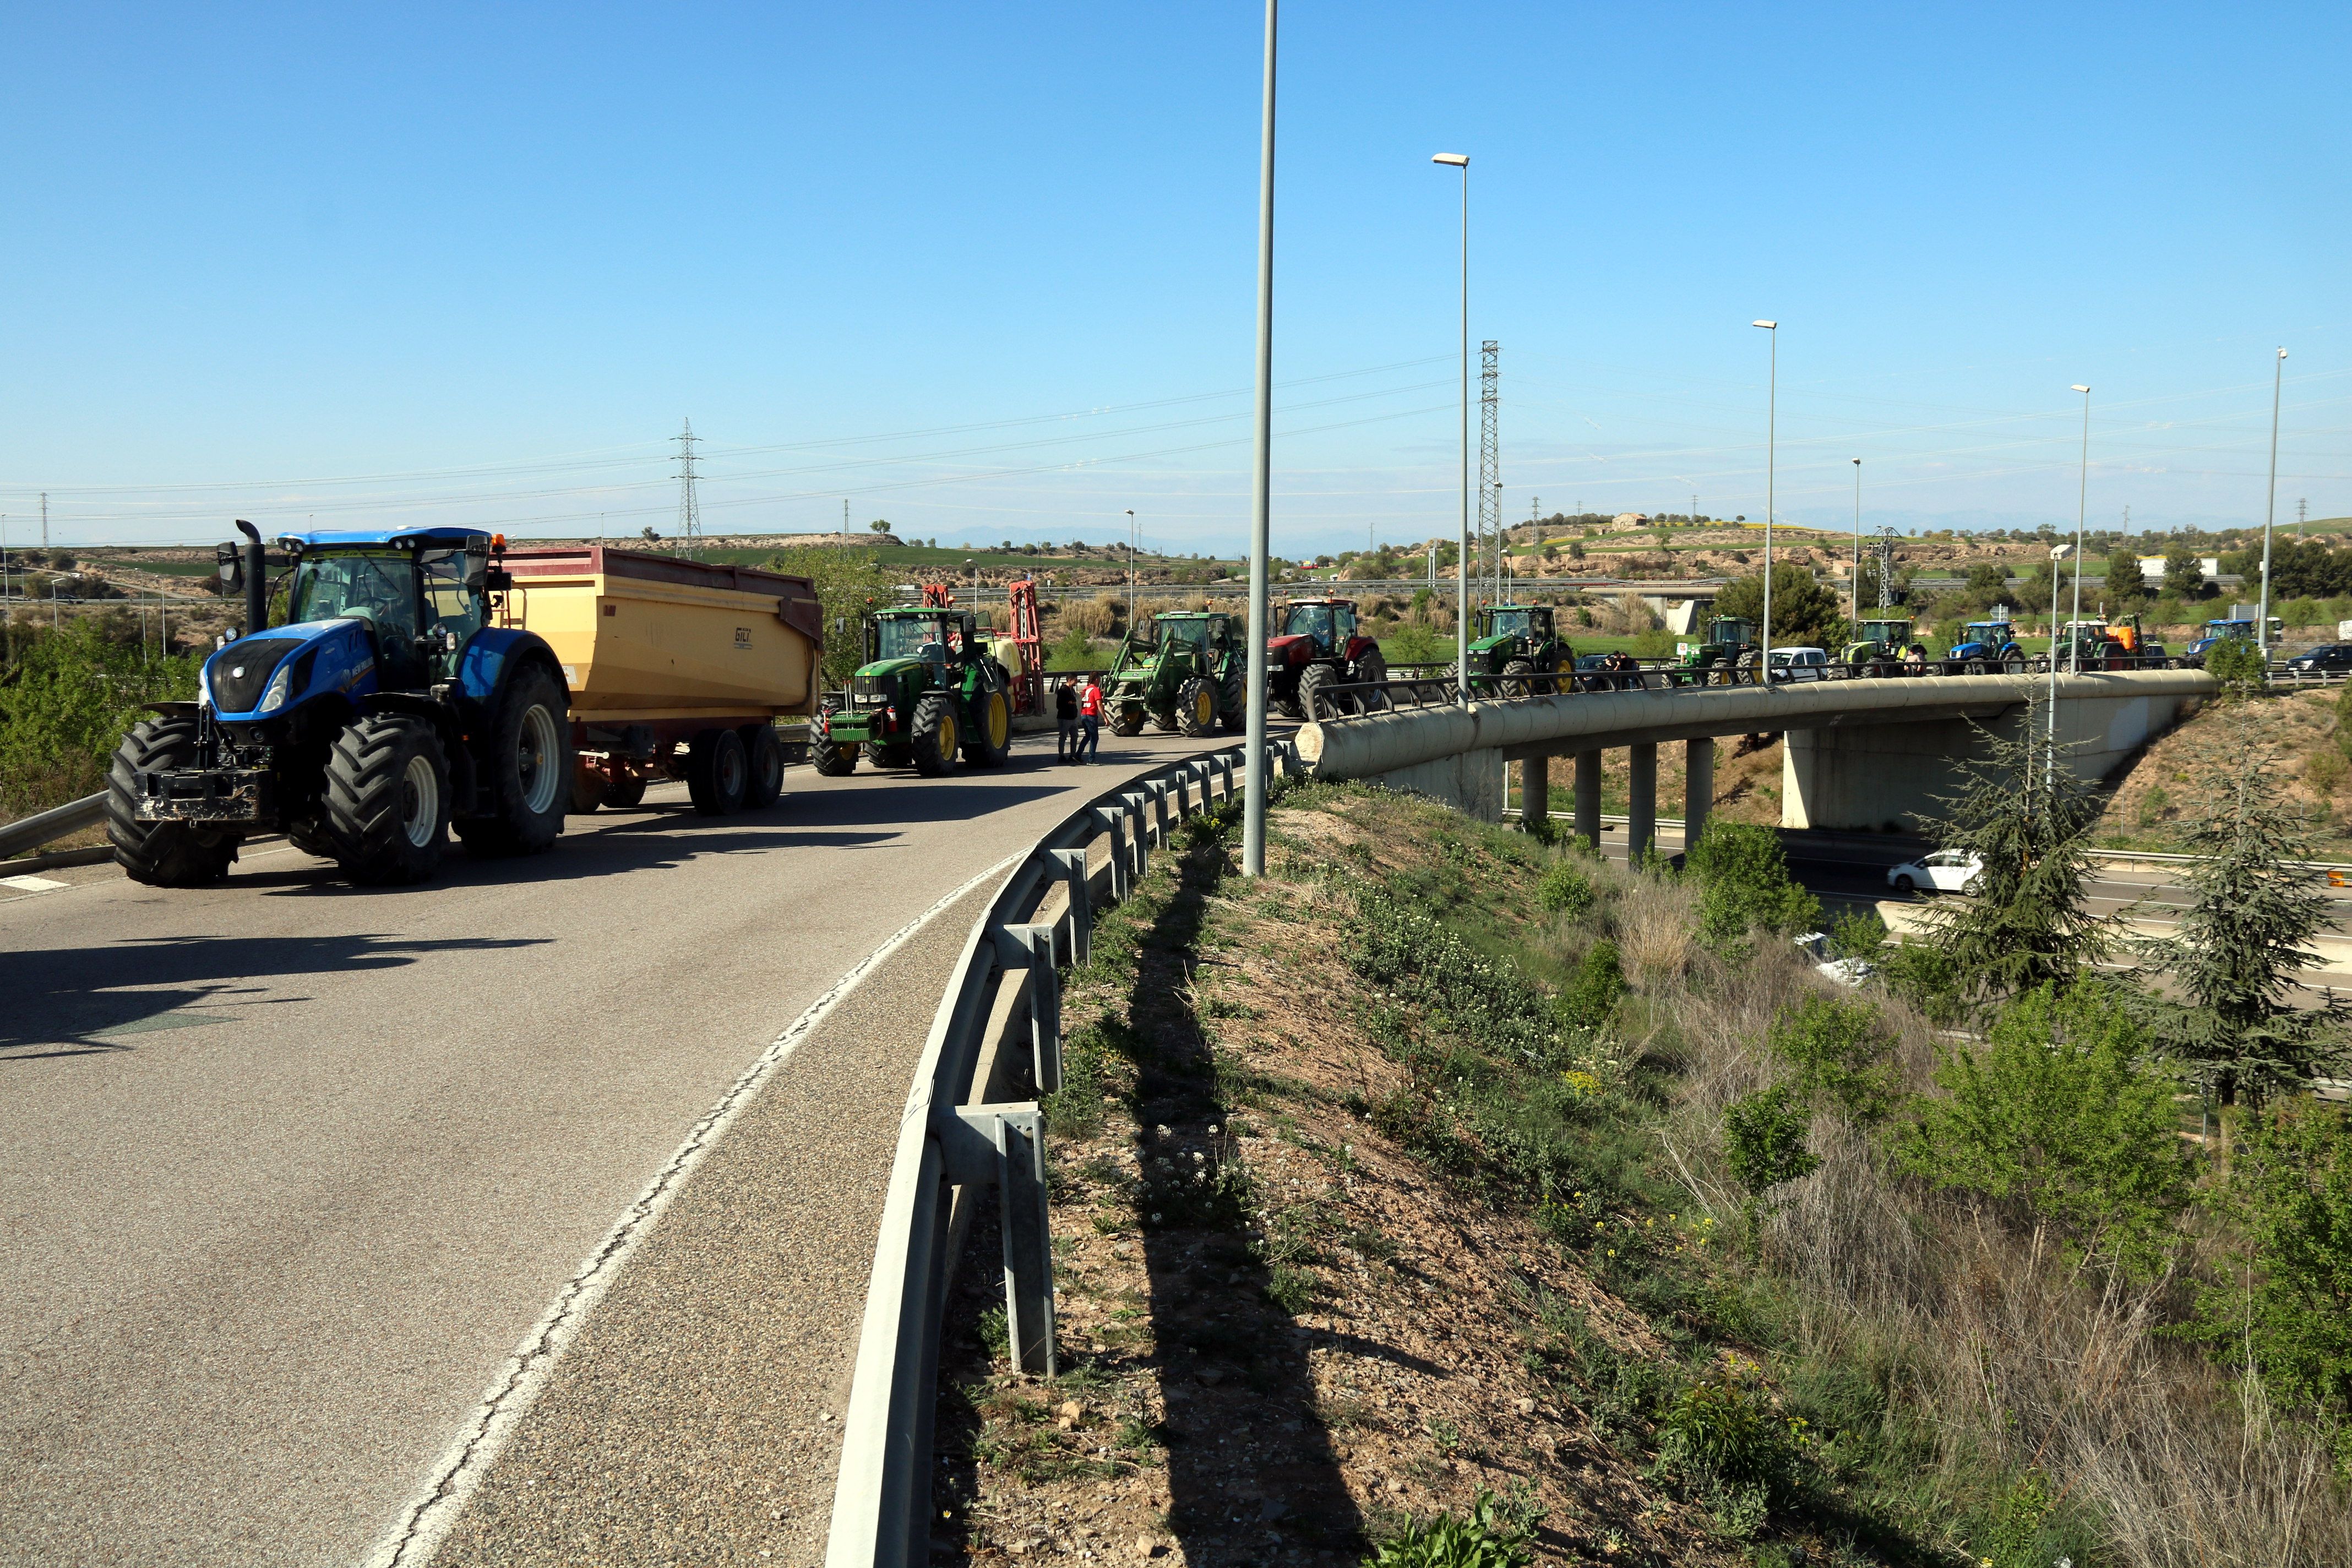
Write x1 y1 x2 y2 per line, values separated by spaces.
1055 678 1079 761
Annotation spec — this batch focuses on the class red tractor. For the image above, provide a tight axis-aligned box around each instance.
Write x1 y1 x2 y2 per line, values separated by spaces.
1266 596 1388 718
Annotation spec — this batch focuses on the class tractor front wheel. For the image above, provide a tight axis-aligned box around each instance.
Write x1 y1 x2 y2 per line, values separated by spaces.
106 716 240 888
1176 676 1216 737
1499 658 1535 699
1354 651 1389 711
322 714 451 885
811 734 859 776
963 686 1012 767
1297 663 1337 721
911 693 960 775
1111 705 1146 738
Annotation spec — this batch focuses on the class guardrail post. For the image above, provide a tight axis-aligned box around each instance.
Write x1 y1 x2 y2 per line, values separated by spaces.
1048 847 1091 967
1120 792 1149 881
1095 807 1130 903
941 1105 1057 1378
1149 778 1174 842
1017 923 1061 1093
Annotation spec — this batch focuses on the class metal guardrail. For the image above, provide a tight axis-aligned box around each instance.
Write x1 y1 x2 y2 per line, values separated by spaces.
825 739 1277 1568
0 792 107 861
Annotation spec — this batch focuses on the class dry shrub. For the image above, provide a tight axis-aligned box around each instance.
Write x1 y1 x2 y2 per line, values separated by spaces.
1613 871 1697 983
1067 592 1124 638
1596 590 1659 635
1647 929 2352 1565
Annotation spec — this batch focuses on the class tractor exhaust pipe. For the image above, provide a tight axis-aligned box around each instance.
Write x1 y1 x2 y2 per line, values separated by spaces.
235 519 267 637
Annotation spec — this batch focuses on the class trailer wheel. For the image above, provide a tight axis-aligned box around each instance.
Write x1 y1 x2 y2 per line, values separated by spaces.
686 727 750 814
738 722 785 807
1176 677 1216 737
568 765 605 815
603 772 650 808
810 736 858 776
963 687 1012 768
322 714 450 885
106 715 240 888
456 666 573 856
910 693 960 776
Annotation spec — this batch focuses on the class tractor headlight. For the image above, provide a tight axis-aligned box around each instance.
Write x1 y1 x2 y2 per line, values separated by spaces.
258 658 296 714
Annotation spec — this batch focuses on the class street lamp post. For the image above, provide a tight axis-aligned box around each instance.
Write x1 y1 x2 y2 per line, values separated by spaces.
1434 151 1470 701
1242 0 1277 877
2047 540 2073 794
1753 321 1778 674
2070 385 2090 672
1125 509 1137 630
1850 459 1861 624
2260 347 2287 657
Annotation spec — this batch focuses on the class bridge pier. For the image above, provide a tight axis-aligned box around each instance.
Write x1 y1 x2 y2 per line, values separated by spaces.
1684 738 1714 851
1574 750 1600 845
1519 752 1549 832
1627 742 1657 861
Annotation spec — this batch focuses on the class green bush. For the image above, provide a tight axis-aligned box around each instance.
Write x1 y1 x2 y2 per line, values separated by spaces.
1534 861 1594 917
2187 1101 2352 1435
2204 636 2266 694
1652 1373 1808 1536
1722 1084 1820 1198
1896 983 2188 1281
1558 940 1625 1033
1363 1488 1536 1568
1685 821 1821 948
1768 995 1898 1126
1 617 199 819
1825 906 1889 962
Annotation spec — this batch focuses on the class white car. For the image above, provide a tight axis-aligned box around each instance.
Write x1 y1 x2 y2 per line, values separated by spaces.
1887 850 1982 895
1768 646 1830 682
1793 932 1874 987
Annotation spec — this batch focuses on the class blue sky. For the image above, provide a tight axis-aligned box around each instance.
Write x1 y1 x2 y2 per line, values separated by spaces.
2 2 2345 554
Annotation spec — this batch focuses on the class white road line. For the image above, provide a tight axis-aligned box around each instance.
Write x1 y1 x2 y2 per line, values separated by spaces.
1 875 69 892
362 848 1026 1568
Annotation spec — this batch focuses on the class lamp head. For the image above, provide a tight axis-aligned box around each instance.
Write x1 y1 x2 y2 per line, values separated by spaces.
2051 542 2075 560
2071 384 2090 394
2279 347 2289 360
1752 319 1777 330
1431 153 1468 167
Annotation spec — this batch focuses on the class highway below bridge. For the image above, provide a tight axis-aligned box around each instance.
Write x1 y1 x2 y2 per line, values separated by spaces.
0 726 1237 1567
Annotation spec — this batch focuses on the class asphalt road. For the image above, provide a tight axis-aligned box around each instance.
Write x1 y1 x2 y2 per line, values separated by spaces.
0 723 1237 1567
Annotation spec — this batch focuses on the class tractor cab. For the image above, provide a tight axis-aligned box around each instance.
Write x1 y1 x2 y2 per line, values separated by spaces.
1841 617 1913 669
1267 597 1385 718
865 608 974 671
1274 597 1357 656
1946 620 2022 664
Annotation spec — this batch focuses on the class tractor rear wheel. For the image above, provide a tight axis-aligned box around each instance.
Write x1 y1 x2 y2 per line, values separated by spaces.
106 715 240 888
738 722 785 807
685 727 749 814
456 666 573 857
1176 676 1216 737
322 714 451 885
1354 650 1389 711
963 686 1012 767
1499 658 1535 698
911 692 960 775
1297 663 1337 721
603 772 650 807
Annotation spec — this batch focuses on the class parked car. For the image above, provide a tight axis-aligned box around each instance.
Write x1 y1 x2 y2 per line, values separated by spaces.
2284 644 2352 674
1768 646 1830 682
1887 850 1982 895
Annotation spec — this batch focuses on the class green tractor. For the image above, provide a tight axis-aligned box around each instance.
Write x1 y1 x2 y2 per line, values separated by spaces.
812 606 1014 776
1457 603 1575 695
1105 611 1246 737
1674 615 1761 684
1840 616 1914 676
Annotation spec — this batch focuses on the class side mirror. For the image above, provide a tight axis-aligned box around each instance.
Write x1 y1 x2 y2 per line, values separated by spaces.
215 542 244 589
465 540 491 596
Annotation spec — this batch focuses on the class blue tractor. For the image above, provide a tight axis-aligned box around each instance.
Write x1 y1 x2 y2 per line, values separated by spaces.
2185 616 2277 666
1946 619 2026 672
106 521 574 887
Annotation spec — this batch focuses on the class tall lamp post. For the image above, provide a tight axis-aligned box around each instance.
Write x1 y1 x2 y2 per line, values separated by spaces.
1753 320 1778 673
1434 151 1470 701
1125 509 1137 630
1850 459 1862 623
2260 347 2287 657
1242 0 1277 877
2047 539 2073 792
2069 385 2090 671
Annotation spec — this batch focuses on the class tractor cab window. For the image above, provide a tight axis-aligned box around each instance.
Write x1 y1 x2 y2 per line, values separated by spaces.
1158 618 1210 652
954 615 976 655
418 548 486 657
1335 605 1357 641
874 616 951 665
1280 602 1336 647
1488 608 1533 639
289 549 422 647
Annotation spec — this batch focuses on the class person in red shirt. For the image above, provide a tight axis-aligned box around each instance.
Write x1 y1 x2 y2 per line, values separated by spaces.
1078 676 1104 763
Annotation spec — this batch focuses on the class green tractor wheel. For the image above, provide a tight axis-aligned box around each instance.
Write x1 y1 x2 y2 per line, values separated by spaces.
1112 705 1146 738
963 686 1012 768
1499 657 1535 698
1219 672 1247 732
911 693 960 776
812 732 858 775
1176 676 1217 737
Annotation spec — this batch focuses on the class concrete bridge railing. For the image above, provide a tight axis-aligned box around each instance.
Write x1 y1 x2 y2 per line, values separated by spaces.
1294 667 2218 846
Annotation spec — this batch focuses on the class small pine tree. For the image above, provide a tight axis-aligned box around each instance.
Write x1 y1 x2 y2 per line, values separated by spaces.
2135 726 2351 1106
1914 697 2111 1012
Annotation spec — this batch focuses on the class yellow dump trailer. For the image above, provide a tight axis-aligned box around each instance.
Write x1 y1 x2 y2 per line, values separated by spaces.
500 546 824 815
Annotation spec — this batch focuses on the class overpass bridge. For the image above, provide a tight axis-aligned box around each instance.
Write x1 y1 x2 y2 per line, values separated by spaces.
1292 666 2217 852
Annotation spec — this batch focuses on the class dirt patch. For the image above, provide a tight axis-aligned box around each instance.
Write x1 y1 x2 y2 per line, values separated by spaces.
2095 690 2350 854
